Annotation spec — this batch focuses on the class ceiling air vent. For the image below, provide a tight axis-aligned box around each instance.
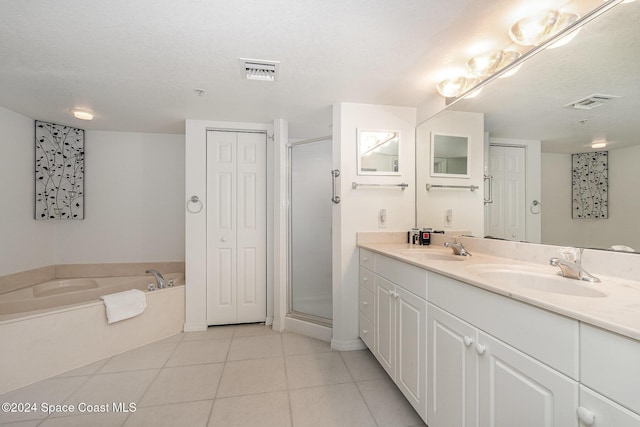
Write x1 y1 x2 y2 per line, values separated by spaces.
564 94 620 110
240 58 280 81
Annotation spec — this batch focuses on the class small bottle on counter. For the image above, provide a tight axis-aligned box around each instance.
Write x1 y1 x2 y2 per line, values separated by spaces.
410 228 420 244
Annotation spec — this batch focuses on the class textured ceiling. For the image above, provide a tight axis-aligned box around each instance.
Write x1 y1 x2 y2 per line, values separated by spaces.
0 0 610 139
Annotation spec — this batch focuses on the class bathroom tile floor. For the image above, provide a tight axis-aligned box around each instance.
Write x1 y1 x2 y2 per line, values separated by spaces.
0 324 426 427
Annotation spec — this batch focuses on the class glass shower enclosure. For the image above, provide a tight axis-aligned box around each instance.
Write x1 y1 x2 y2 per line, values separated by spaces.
288 137 332 325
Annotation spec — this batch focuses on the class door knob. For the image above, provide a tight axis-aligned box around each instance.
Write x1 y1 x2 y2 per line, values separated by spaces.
577 407 595 426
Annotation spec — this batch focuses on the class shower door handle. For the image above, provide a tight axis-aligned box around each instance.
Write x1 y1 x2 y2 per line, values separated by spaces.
331 169 341 204
484 175 493 205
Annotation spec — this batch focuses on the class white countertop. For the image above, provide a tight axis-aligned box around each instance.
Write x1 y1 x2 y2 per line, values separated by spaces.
359 242 640 342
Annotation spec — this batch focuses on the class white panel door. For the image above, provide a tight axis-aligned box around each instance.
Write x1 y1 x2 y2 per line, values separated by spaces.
428 304 477 427
396 286 427 419
478 331 579 427
206 130 266 325
374 276 396 379
486 145 526 241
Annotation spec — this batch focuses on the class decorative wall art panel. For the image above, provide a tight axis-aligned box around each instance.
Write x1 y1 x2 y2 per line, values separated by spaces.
572 151 607 219
35 121 85 219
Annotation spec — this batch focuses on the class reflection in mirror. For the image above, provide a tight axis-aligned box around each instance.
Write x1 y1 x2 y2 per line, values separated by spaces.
415 1 640 252
431 134 469 177
357 129 400 175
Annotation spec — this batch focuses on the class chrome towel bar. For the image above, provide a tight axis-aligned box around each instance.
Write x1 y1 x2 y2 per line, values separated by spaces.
352 182 409 190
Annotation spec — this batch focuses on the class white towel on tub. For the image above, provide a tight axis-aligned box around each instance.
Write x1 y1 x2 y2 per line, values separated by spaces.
100 289 147 324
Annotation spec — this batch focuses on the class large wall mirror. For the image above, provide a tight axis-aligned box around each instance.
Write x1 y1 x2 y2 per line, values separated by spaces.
357 129 400 175
416 0 640 252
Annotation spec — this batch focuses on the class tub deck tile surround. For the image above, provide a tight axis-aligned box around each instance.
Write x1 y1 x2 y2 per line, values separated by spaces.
0 325 426 427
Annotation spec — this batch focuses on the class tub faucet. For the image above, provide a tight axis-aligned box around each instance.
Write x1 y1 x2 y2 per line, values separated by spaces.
444 239 471 256
146 269 166 289
549 258 600 283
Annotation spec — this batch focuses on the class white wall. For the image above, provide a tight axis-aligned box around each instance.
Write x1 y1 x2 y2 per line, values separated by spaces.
0 105 186 276
55 131 185 263
332 103 416 350
542 147 640 250
0 106 56 275
416 110 484 235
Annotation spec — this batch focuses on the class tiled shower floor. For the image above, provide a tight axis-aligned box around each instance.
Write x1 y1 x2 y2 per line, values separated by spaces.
0 324 425 426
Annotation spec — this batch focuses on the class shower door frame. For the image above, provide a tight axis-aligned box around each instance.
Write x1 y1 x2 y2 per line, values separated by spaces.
287 136 333 327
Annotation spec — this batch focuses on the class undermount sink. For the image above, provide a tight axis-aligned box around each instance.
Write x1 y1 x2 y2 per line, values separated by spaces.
398 249 467 262
475 268 607 298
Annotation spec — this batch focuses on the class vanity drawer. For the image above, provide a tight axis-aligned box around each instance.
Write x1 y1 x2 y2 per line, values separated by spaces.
579 385 640 426
581 324 640 414
429 272 579 379
360 267 374 292
375 254 428 300
360 249 374 270
360 312 375 350
359 285 375 322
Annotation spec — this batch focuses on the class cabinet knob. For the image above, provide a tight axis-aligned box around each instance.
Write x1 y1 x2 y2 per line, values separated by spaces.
463 336 473 347
390 291 399 299
363 329 368 335
362 301 368 306
475 343 486 355
362 276 368 282
221 237 227 242
577 407 595 426
363 256 369 262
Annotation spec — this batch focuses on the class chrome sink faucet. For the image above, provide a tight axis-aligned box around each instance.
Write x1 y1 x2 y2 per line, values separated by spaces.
549 248 600 283
444 238 472 256
146 269 166 289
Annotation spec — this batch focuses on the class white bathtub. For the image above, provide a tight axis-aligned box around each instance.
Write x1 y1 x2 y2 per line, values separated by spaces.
0 273 184 319
0 273 185 394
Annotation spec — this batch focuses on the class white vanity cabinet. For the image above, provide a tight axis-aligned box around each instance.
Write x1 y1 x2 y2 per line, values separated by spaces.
428 272 580 427
359 249 427 419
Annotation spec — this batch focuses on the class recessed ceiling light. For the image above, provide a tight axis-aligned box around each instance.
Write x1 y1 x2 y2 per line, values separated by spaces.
592 139 607 149
72 110 94 120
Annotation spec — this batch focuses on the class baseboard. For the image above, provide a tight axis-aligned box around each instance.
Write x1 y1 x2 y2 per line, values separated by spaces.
264 316 274 326
272 320 284 332
183 321 207 332
331 337 366 351
284 316 332 342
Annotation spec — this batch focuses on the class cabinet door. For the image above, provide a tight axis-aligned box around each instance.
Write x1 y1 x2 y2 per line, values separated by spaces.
478 331 579 427
396 286 427 418
374 276 396 379
428 304 477 427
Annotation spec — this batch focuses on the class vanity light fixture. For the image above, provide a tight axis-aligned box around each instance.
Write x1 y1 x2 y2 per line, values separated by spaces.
436 75 481 98
509 9 580 47
71 110 94 121
359 132 398 157
467 50 522 77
